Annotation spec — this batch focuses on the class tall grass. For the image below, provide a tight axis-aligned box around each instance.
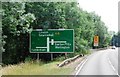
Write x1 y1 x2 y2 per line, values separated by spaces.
2 60 73 75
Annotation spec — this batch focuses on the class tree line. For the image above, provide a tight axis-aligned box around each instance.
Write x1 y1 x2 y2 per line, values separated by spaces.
1 2 111 64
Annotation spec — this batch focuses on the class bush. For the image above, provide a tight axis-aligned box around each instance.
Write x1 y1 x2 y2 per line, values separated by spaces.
54 56 66 61
25 56 33 63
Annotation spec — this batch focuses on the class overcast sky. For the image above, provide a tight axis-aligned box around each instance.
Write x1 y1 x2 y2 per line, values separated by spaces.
77 0 119 33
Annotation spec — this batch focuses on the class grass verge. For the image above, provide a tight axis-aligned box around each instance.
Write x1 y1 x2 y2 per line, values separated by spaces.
2 61 74 75
2 50 91 75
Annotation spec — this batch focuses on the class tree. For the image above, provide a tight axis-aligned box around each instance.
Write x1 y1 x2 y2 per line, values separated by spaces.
2 2 35 64
0 1 5 64
91 13 110 48
25 2 66 29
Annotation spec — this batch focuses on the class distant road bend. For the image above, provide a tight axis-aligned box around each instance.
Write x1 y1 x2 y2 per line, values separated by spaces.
75 48 119 76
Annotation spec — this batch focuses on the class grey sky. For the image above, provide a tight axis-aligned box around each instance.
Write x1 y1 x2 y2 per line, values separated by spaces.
78 0 119 32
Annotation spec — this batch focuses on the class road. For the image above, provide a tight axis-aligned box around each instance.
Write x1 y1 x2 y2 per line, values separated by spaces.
75 48 118 75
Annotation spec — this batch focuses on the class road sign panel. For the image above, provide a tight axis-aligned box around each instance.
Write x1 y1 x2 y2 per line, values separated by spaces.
30 29 74 53
94 35 99 46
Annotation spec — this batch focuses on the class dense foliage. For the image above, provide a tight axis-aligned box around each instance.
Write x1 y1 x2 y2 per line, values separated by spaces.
1 2 111 64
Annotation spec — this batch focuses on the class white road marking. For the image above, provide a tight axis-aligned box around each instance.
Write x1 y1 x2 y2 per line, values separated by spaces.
75 58 88 76
75 58 86 71
107 57 119 76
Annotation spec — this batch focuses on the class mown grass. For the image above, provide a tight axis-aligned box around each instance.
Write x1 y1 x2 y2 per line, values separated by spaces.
2 61 74 75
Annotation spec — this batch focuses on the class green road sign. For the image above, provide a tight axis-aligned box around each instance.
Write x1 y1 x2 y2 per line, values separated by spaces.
30 29 74 53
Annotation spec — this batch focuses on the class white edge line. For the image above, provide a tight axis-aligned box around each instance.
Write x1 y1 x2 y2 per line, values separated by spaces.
75 58 88 76
107 57 119 76
75 58 86 70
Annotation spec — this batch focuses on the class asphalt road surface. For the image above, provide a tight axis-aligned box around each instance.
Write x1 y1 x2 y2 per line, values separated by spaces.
75 48 118 75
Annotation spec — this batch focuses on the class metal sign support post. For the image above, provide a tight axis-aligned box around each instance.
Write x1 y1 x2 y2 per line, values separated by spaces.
65 53 68 59
37 53 39 63
51 53 53 61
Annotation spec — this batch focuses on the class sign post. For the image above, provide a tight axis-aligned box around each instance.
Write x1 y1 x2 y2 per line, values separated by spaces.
37 53 39 63
51 53 53 61
65 53 68 59
30 29 74 53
